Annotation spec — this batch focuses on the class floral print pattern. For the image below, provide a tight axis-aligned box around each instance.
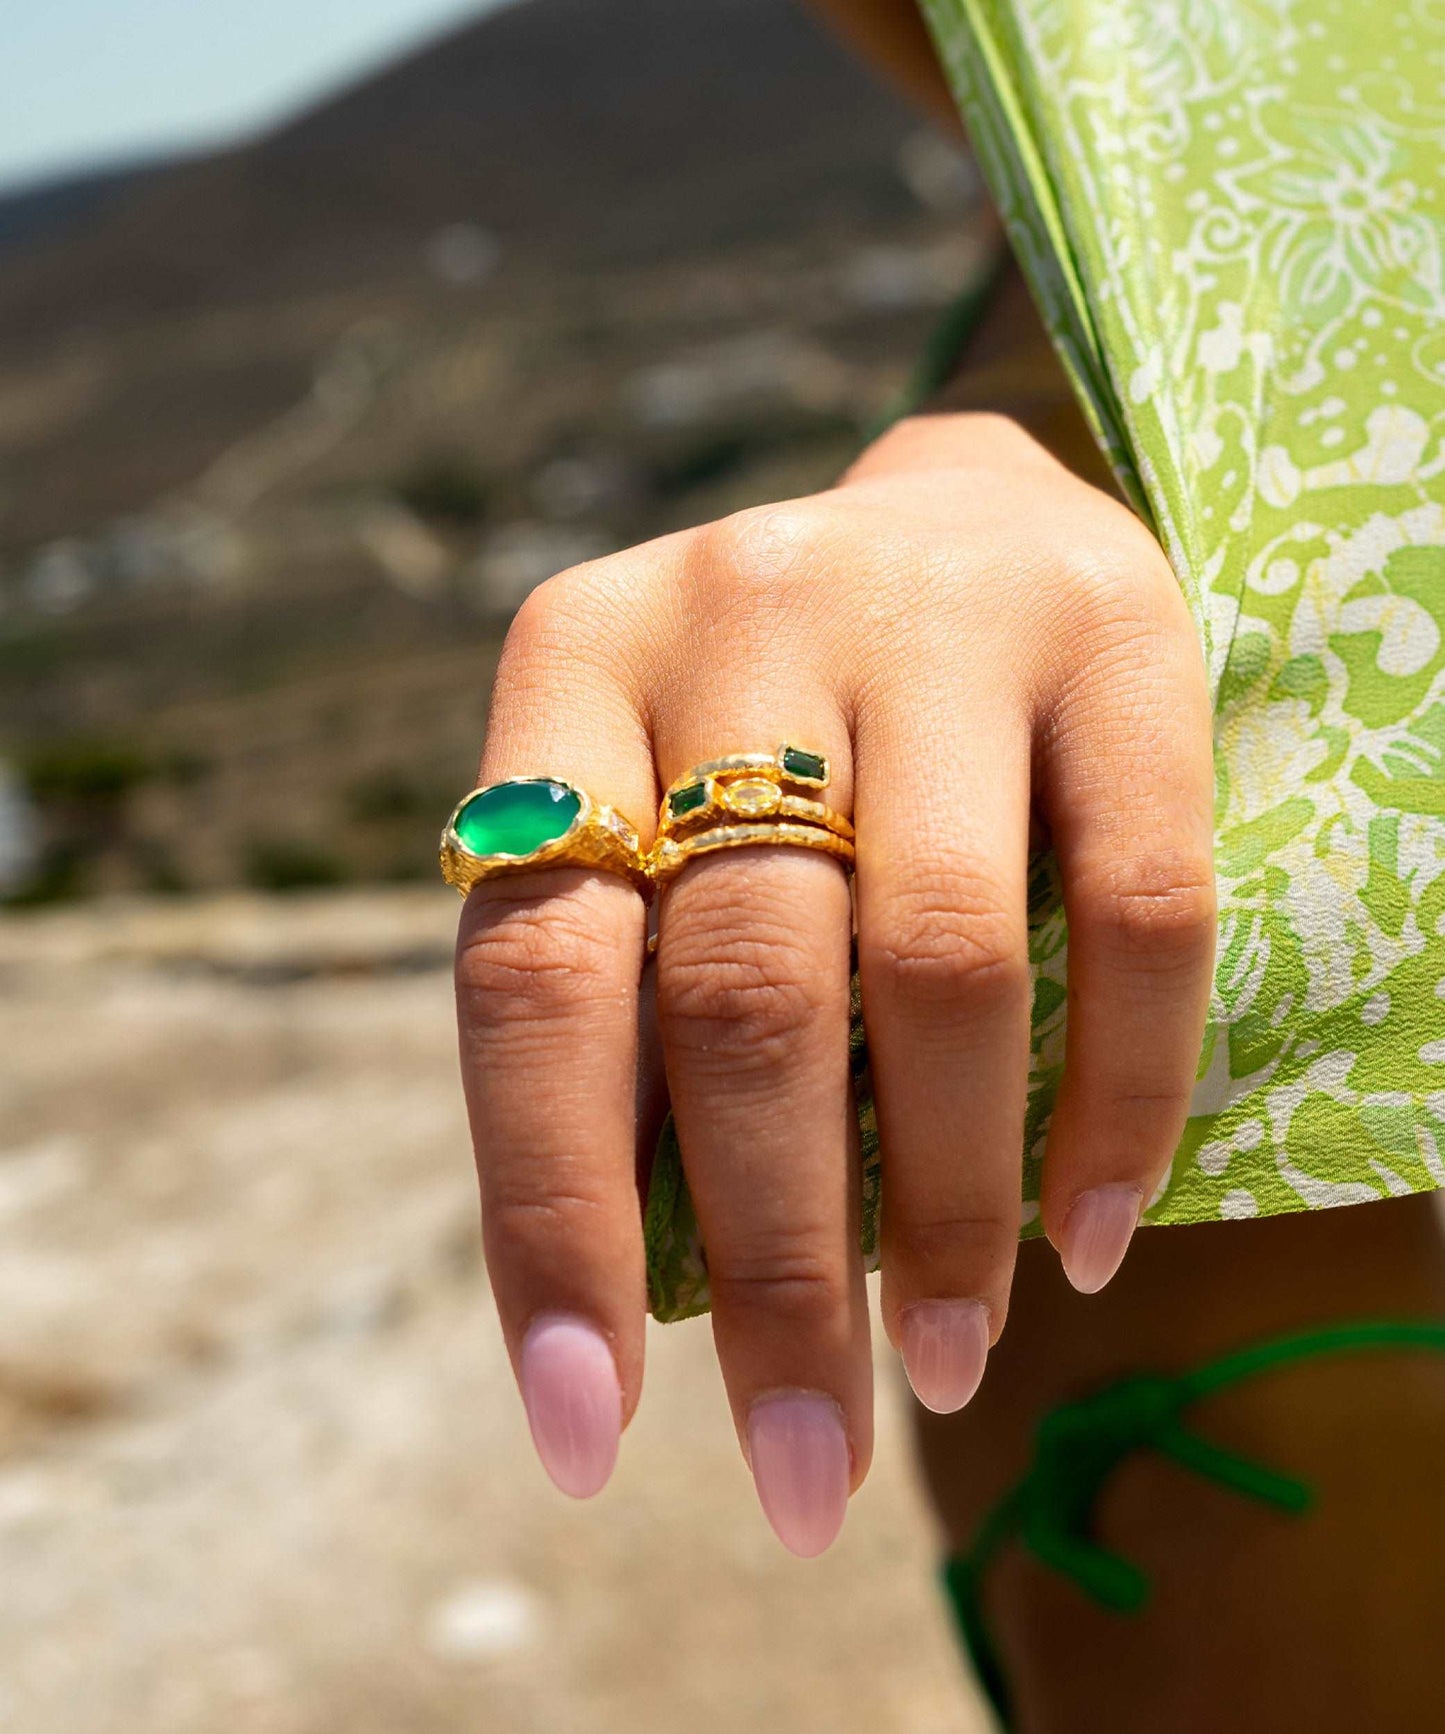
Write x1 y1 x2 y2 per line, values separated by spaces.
921 0 1445 1236
643 0 1445 1319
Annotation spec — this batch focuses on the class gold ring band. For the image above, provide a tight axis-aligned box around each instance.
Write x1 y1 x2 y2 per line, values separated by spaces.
660 783 855 842
649 742 853 886
660 741 831 817
649 820 856 886
440 777 651 898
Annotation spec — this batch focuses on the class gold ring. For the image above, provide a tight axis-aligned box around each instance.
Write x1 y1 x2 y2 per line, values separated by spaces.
649 743 854 886
660 741 831 815
440 777 651 898
650 821 855 886
661 781 855 842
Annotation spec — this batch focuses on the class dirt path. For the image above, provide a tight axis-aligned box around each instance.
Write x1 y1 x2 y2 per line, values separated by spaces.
0 891 985 1734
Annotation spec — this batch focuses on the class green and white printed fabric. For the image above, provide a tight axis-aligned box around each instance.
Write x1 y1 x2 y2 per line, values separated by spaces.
644 0 1445 1321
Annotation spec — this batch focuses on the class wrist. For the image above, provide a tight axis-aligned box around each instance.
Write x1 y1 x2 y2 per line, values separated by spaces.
841 411 1043 487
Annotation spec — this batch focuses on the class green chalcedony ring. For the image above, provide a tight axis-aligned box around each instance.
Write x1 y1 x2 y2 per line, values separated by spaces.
440 777 651 898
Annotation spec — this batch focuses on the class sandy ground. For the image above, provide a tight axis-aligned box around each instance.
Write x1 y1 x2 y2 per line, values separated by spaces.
0 890 987 1734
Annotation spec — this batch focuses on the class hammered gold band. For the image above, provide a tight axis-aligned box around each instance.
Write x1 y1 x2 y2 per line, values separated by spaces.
661 786 854 841
648 742 854 886
649 820 856 886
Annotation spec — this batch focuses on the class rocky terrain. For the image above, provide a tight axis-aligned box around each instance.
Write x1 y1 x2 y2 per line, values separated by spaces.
0 889 988 1733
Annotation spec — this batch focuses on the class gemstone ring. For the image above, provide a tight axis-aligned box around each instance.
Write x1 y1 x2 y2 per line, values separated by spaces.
660 742 832 814
649 743 855 887
440 777 652 898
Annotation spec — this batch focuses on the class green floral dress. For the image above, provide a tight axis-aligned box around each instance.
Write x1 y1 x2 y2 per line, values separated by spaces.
645 0 1445 1321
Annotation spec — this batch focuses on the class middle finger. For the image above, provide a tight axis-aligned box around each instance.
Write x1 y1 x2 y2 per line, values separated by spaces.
653 707 865 1559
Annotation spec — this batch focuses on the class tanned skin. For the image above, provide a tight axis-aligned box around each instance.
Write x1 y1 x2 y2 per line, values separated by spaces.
802 9 1445 1731
453 3 1445 1723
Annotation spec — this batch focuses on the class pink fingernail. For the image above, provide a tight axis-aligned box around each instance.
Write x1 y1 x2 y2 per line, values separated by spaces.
519 1315 621 1499
899 1300 990 1413
1059 1185 1142 1294
746 1392 850 1558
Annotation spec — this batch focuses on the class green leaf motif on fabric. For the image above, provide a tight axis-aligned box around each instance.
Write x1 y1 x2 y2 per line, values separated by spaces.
1218 631 1273 710
1031 975 1067 1023
1218 796 1315 877
1269 654 1328 715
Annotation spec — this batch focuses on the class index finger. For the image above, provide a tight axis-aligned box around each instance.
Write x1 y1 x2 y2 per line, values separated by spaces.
455 570 658 1498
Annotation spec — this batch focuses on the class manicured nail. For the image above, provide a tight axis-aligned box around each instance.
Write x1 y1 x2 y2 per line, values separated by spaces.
747 1392 850 1558
899 1300 991 1413
519 1314 621 1498
1059 1185 1142 1294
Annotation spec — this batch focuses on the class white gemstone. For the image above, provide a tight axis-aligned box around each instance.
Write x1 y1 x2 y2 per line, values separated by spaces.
726 777 780 817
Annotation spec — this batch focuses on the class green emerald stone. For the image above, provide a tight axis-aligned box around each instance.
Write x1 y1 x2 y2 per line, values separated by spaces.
454 779 580 857
781 745 827 784
668 780 709 819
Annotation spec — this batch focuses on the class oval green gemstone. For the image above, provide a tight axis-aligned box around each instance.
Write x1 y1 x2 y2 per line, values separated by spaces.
454 780 581 858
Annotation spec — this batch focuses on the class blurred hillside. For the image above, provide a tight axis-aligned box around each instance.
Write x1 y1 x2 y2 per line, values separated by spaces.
0 0 989 900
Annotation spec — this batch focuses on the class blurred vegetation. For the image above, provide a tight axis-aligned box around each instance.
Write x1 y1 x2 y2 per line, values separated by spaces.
158 749 212 788
345 768 431 823
2 737 155 905
393 454 491 526
135 840 189 897
21 739 152 803
243 839 350 893
3 843 87 909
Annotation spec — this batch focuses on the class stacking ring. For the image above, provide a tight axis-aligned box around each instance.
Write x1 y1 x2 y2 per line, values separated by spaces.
649 743 855 887
440 777 652 897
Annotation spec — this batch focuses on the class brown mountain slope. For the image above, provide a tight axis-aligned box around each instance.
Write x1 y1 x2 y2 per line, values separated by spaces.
0 0 992 898
0 0 922 350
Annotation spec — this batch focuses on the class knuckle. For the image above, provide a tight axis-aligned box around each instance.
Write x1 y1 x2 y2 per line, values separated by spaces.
1083 855 1217 964
688 502 829 618
506 567 582 651
660 926 830 1072
480 1174 617 1286
708 1234 847 1326
1057 558 1150 644
503 558 629 667
482 1173 609 1247
456 887 625 1031
887 1209 1017 1271
697 501 820 577
1050 543 1179 657
862 878 1027 1014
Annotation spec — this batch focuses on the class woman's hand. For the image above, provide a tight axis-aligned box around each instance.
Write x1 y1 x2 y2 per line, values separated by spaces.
454 412 1216 1554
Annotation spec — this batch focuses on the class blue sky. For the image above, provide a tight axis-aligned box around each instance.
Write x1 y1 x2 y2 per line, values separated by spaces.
3 0 509 192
